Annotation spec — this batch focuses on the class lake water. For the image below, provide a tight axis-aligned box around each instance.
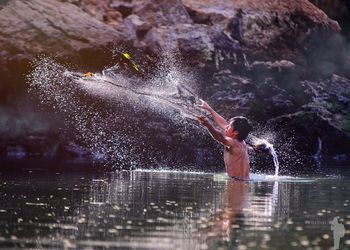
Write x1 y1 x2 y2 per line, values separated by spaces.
0 169 349 249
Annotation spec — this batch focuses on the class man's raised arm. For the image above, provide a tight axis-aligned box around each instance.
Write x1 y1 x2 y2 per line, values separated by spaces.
197 116 234 146
196 99 229 130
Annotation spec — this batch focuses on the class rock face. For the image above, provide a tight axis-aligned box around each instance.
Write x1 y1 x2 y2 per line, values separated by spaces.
309 0 350 36
184 0 339 58
71 0 340 64
0 0 349 171
0 0 339 65
0 0 123 66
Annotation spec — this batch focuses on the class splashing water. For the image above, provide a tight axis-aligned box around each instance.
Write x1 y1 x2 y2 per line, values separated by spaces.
27 53 202 169
251 136 280 176
28 57 139 166
73 50 201 121
28 52 282 173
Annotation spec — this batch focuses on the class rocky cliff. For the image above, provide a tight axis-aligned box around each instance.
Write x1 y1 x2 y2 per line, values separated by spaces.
309 0 350 38
0 0 349 172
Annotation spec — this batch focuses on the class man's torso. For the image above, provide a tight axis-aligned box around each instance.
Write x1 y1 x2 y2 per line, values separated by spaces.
224 140 250 180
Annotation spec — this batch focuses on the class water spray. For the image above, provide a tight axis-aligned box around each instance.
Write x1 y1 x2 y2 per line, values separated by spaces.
75 65 281 175
66 69 201 120
248 135 280 176
71 49 202 120
31 55 281 173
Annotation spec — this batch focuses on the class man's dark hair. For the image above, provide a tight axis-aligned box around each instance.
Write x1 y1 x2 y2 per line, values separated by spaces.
229 116 252 141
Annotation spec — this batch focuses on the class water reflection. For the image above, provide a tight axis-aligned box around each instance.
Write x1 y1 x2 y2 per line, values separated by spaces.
0 171 348 249
194 180 284 249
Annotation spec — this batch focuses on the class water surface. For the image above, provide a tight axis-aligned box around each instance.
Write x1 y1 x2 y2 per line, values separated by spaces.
0 169 349 249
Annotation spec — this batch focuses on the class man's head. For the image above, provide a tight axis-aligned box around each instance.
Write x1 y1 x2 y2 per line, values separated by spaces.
225 116 252 141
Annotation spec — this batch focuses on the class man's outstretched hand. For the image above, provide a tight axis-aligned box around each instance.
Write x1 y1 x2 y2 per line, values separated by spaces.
196 115 210 127
196 99 211 111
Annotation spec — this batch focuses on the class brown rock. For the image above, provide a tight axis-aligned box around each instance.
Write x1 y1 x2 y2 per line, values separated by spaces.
309 0 349 20
0 0 341 66
183 0 339 30
122 14 151 45
183 0 340 59
0 0 123 65
144 24 214 59
132 0 192 27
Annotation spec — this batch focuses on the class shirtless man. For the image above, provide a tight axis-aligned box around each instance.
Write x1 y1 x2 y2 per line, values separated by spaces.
196 100 252 180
